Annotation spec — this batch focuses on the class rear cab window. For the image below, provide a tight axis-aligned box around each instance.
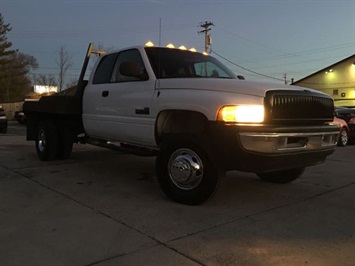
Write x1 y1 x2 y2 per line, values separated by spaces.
92 49 148 84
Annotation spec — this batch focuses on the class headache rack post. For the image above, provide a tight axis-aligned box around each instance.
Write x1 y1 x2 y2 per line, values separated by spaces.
76 43 106 98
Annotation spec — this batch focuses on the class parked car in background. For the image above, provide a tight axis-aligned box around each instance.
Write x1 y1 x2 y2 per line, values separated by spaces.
329 117 349 147
334 107 355 141
14 110 27 124
0 106 8 133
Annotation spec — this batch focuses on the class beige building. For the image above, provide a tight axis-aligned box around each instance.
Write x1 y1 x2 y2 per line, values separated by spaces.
293 54 355 107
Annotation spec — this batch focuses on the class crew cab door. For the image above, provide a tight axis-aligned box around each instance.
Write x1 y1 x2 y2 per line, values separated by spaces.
83 49 157 147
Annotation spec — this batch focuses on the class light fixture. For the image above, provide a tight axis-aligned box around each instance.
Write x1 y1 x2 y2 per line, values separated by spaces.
325 68 334 74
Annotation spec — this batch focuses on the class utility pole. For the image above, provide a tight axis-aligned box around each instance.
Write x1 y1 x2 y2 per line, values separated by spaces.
283 73 288 85
198 21 214 54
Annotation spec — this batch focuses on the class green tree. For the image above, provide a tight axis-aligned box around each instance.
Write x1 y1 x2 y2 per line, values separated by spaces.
0 13 38 102
0 13 16 62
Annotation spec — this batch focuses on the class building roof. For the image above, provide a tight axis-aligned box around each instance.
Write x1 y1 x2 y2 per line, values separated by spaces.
293 54 355 84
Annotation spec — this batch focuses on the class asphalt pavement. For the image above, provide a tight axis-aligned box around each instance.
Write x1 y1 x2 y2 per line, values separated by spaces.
1 121 355 266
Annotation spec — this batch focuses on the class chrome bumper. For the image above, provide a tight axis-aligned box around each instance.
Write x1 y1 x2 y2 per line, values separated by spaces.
239 131 339 154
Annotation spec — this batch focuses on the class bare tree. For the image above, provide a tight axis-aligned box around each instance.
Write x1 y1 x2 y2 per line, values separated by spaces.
56 45 72 92
35 74 57 87
66 77 78 89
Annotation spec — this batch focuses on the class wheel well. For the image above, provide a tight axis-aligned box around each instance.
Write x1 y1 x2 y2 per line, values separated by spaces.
155 110 210 146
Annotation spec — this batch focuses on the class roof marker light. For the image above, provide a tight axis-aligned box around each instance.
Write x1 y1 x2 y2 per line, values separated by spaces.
145 41 154 47
178 45 187 50
166 43 175 48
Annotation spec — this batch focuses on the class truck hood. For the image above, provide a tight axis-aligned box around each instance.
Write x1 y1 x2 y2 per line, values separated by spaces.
156 78 323 98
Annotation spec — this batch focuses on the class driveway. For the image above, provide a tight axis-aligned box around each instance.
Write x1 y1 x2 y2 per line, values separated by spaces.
1 121 355 265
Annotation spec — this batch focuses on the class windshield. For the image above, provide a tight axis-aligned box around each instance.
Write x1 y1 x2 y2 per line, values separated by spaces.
145 47 237 79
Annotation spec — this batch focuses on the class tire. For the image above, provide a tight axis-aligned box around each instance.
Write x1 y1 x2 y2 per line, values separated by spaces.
337 127 348 147
256 168 305 184
56 124 73 160
35 121 58 161
156 134 220 205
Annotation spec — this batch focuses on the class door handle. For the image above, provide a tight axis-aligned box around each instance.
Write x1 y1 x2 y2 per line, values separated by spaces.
135 107 150 115
102 91 109 97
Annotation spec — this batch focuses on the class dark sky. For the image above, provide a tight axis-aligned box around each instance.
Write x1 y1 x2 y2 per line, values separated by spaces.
1 0 354 84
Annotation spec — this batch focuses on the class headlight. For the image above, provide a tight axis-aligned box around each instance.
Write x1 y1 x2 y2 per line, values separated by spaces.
218 105 264 123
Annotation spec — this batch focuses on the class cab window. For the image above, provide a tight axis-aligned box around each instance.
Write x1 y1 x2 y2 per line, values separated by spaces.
92 53 118 84
110 49 148 83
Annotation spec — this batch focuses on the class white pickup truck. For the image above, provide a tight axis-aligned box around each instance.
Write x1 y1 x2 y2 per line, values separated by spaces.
24 43 339 205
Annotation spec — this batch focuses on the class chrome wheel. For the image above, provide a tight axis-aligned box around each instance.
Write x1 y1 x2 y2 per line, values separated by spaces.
35 121 58 161
37 129 46 152
156 134 220 205
338 128 348 147
168 148 204 190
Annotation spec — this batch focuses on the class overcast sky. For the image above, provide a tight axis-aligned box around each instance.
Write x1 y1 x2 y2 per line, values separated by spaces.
1 0 354 84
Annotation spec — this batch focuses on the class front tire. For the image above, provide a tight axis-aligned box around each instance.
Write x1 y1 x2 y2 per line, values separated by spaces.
256 168 305 184
156 134 220 205
337 127 348 147
35 121 58 161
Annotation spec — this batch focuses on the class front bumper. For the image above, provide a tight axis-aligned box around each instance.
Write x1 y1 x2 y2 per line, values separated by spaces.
210 123 339 173
239 127 338 154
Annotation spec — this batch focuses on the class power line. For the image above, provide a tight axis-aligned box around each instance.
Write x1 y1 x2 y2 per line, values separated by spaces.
220 28 355 64
239 42 355 65
35 66 81 71
212 50 285 82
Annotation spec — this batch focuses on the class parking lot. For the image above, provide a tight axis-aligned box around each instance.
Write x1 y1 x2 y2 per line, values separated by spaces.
1 121 355 266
